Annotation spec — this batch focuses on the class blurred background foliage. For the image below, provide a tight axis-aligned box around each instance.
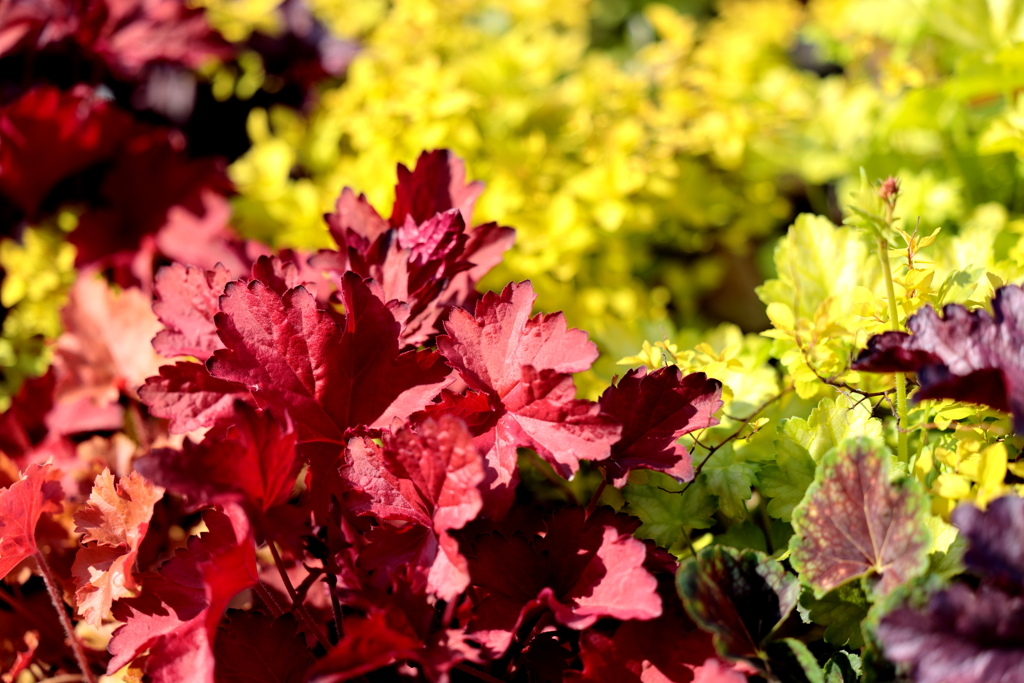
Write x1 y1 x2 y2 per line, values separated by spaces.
7 0 1024 433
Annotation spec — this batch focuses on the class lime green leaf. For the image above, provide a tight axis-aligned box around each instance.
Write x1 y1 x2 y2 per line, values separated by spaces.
623 471 716 547
799 583 870 648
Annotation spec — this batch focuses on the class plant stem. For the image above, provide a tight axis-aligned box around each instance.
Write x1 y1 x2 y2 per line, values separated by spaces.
267 542 331 651
585 473 608 517
878 236 909 463
36 552 97 683
453 662 505 683
253 580 285 618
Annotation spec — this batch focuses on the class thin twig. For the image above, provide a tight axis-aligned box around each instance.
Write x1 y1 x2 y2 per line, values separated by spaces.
324 575 343 644
584 469 608 517
267 542 331 651
668 387 791 498
36 552 97 683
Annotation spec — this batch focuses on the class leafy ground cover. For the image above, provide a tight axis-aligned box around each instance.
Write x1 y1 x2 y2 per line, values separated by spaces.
5 1 1024 682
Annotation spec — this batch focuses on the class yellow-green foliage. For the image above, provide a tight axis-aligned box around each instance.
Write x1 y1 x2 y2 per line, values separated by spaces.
225 0 808 347
0 220 77 409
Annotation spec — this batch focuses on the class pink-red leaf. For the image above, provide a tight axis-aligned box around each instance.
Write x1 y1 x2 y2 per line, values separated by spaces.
152 262 232 360
213 611 313 683
139 361 252 434
207 272 452 442
107 506 258 683
72 469 164 625
0 463 64 580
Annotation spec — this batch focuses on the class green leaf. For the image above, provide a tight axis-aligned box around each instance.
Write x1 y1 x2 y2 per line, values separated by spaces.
702 445 759 520
623 470 716 547
823 651 862 683
764 638 827 683
761 394 883 521
789 438 931 599
716 521 768 554
799 583 869 648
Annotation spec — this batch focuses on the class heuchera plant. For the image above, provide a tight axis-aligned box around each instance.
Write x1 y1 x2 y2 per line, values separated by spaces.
0 151 738 683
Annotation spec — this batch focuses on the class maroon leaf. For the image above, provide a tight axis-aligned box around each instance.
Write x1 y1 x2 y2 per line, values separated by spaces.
598 366 723 486
953 496 1024 592
391 149 484 229
853 284 1024 430
139 361 252 434
107 506 258 683
72 469 164 625
207 271 452 442
343 415 484 600
789 438 930 598
152 262 232 360
0 369 55 457
0 463 64 580
464 507 661 658
136 402 300 520
0 85 132 216
213 611 313 683
877 583 1024 683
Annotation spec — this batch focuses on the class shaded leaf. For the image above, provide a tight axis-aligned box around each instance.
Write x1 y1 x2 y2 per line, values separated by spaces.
0 463 64 580
798 584 869 648
214 611 313 683
623 471 717 549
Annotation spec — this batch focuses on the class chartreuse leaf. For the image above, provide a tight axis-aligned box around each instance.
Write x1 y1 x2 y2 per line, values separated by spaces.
823 651 861 683
677 546 821 682
789 438 930 599
701 444 759 520
760 394 883 521
622 470 716 548
798 583 869 648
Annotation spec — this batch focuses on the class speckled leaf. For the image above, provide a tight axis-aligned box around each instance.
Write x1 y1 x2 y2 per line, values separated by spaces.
789 438 930 599
676 545 799 667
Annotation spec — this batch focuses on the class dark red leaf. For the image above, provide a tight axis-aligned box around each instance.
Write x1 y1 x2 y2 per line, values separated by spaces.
343 415 484 599
464 507 661 658
0 463 64 580
0 85 131 216
207 272 452 442
598 366 722 486
72 469 164 625
139 361 252 434
213 611 313 683
136 402 301 516
107 506 258 683
390 149 484 229
853 284 1024 430
0 369 55 456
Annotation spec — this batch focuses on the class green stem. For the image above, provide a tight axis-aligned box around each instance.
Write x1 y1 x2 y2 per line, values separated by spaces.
878 237 909 462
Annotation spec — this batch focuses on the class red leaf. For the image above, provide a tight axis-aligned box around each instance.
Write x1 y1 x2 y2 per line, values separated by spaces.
598 367 723 486
72 469 164 625
438 280 598 399
107 506 258 683
391 149 484 229
213 611 313 683
309 579 479 682
79 0 232 79
853 284 1024 430
0 630 39 683
464 507 661 658
343 415 484 599
0 85 132 216
0 463 64 580
0 369 55 457
152 262 232 360
136 402 301 516
207 272 452 442
53 270 164 406
139 361 252 434
0 1 80 58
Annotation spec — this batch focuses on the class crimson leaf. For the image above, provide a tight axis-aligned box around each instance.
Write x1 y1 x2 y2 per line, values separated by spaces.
0 463 64 580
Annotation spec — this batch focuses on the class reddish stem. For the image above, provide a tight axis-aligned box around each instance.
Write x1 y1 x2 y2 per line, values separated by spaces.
35 552 98 683
253 580 284 618
585 474 608 517
453 662 504 683
268 542 331 651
